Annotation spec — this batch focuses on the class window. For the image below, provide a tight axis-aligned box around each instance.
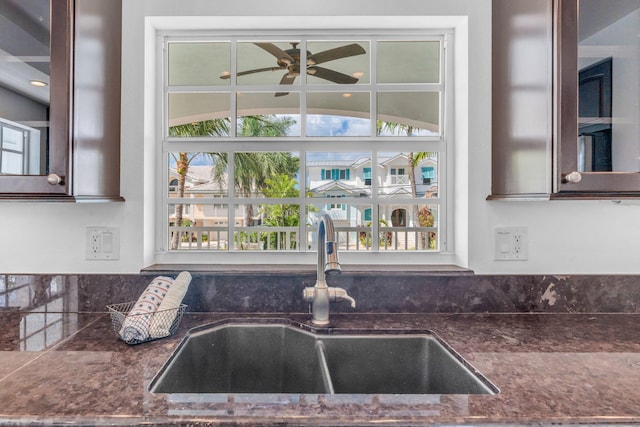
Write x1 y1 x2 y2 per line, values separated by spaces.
363 167 372 186
422 166 435 185
0 119 40 175
322 168 350 180
160 32 450 256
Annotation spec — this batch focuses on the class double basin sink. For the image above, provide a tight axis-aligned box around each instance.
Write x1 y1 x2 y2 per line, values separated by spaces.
149 318 498 395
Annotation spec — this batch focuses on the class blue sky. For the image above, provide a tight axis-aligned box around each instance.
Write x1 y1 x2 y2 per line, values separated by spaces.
304 115 371 137
169 113 433 167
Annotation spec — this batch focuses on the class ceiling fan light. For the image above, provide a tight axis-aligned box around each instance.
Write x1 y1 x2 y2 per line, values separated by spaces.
352 71 364 78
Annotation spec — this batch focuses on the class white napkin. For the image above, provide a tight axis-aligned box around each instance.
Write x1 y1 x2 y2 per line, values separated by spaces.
119 276 173 343
149 271 192 338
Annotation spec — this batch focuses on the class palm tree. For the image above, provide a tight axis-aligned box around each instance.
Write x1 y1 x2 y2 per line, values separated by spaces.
237 114 296 137
260 173 300 249
210 151 298 226
377 120 433 249
168 119 230 250
210 115 298 227
376 121 431 201
168 115 297 249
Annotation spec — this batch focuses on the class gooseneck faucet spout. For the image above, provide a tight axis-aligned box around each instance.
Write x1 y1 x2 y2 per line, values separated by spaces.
303 214 356 325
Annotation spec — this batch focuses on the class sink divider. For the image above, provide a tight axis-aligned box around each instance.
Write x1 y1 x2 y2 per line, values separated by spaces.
315 341 335 395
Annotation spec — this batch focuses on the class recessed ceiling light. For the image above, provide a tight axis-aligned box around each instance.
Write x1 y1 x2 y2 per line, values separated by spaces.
29 80 48 87
352 72 364 78
342 93 352 98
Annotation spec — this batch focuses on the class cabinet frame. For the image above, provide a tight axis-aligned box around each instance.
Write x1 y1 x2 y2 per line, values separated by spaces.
0 0 73 197
553 0 640 196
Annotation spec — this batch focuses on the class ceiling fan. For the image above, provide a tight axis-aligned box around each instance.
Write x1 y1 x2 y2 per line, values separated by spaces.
221 42 366 96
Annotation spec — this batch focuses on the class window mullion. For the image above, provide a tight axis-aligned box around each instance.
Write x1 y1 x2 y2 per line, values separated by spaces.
227 151 235 251
299 151 308 252
370 39 378 137
161 35 171 252
371 151 379 251
230 40 238 138
300 39 308 139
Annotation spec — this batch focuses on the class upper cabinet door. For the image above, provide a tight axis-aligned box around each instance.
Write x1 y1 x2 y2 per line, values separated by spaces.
0 0 73 196
555 0 640 195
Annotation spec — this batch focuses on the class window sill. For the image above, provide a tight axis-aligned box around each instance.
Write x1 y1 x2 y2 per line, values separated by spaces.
141 264 473 276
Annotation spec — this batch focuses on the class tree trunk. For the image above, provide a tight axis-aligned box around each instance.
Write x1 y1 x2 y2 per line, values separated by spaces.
407 152 423 249
170 152 189 250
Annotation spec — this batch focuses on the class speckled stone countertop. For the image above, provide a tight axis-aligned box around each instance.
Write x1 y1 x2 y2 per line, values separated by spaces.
1 312 640 426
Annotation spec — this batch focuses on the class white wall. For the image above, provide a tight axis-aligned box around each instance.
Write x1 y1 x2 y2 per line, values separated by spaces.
2 0 640 275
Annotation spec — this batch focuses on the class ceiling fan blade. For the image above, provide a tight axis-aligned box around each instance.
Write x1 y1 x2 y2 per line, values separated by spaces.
220 66 284 79
308 43 366 65
275 72 296 97
308 66 359 84
255 42 295 64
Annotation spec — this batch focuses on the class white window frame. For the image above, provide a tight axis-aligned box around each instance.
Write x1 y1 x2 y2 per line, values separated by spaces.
0 118 38 175
155 29 455 265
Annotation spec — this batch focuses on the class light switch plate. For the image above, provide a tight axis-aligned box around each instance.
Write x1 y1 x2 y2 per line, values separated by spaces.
86 227 120 260
494 227 528 261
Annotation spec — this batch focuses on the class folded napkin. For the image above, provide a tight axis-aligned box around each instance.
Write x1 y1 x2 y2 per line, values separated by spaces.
149 271 192 338
119 276 173 343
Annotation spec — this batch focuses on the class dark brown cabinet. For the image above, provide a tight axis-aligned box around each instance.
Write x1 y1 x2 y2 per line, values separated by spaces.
0 0 122 201
492 0 640 199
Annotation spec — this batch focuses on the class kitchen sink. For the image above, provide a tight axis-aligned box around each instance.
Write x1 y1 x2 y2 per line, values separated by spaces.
149 319 498 395
149 320 327 393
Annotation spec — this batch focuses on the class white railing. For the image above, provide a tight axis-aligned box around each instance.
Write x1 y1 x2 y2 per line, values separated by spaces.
169 225 298 251
169 225 437 251
389 175 410 185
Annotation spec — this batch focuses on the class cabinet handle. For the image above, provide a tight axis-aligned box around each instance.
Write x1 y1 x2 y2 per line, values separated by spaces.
47 174 65 185
563 171 582 184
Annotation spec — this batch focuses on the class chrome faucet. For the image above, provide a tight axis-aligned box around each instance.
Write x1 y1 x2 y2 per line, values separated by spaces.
303 213 356 325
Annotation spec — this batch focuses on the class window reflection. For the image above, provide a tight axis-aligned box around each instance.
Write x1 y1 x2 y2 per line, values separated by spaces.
0 275 78 351
0 0 50 176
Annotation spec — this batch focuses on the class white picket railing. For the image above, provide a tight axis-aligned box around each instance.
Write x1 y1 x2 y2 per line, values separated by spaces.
169 225 436 251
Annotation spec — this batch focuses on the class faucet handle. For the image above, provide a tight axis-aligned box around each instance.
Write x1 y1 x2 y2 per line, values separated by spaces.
329 287 356 308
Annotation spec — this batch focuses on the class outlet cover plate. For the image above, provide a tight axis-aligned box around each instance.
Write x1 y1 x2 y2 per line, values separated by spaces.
494 227 528 261
86 227 120 260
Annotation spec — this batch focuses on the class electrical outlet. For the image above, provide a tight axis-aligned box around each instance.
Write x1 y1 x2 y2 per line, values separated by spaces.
494 227 528 261
86 227 120 260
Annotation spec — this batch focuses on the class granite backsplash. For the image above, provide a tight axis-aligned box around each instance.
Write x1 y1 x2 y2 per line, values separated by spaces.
2 271 639 314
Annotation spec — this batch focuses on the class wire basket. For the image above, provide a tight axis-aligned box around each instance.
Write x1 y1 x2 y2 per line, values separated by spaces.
107 301 187 345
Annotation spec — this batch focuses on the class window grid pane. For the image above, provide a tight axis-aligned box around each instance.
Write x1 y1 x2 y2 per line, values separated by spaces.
163 34 446 255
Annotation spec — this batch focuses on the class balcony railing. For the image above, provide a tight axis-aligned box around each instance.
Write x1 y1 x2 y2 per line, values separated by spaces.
169 225 437 251
389 175 410 185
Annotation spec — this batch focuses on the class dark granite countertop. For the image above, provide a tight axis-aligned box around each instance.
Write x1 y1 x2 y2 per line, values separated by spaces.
1 312 640 426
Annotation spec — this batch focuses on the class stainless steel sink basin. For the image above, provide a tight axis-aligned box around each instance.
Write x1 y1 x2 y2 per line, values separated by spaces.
150 320 327 393
319 335 492 394
149 319 498 395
